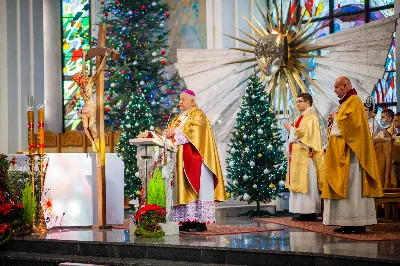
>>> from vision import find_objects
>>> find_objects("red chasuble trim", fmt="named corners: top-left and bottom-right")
top-left (288, 115), bottom-right (304, 185)
top-left (182, 142), bottom-right (219, 195)
top-left (182, 143), bottom-right (202, 194)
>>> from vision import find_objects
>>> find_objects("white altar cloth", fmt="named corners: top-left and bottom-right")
top-left (7, 153), bottom-right (124, 227)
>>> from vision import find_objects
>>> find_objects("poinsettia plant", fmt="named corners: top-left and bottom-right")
top-left (134, 204), bottom-right (166, 238)
top-left (0, 154), bottom-right (36, 245)
top-left (0, 189), bottom-right (24, 245)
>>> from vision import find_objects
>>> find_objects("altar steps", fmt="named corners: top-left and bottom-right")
top-left (2, 238), bottom-right (399, 266)
top-left (0, 252), bottom-right (233, 266)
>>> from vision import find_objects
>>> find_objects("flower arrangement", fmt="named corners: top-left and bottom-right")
top-left (0, 154), bottom-right (37, 245)
top-left (134, 204), bottom-right (166, 238)
top-left (0, 190), bottom-right (24, 245)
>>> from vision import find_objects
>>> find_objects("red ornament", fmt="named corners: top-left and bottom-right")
top-left (124, 20), bottom-right (129, 24)
top-left (116, 121), bottom-right (120, 125)
top-left (141, 21), bottom-right (145, 24)
top-left (126, 43), bottom-right (131, 48)
top-left (141, 5), bottom-right (146, 9)
top-left (160, 50), bottom-right (165, 55)
top-left (167, 89), bottom-right (171, 94)
top-left (161, 60), bottom-right (165, 65)
top-left (121, 70), bottom-right (126, 74)
top-left (104, 12), bottom-right (108, 17)
top-left (116, 1), bottom-right (120, 5)
top-left (164, 114), bottom-right (170, 119)
top-left (165, 13), bottom-right (170, 18)
top-left (106, 107), bottom-right (111, 112)
top-left (101, 1), bottom-right (104, 4)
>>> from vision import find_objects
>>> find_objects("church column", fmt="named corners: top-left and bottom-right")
top-left (0, 0), bottom-right (8, 154)
top-left (43, 0), bottom-right (62, 133)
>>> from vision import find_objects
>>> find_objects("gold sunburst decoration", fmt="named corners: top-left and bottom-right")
top-left (225, 0), bottom-right (335, 111)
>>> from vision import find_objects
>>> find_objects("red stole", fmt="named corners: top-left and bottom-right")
top-left (339, 88), bottom-right (357, 105)
top-left (288, 115), bottom-right (304, 185)
top-left (182, 143), bottom-right (218, 194)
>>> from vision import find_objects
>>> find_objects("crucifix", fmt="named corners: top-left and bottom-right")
top-left (73, 24), bottom-right (120, 228)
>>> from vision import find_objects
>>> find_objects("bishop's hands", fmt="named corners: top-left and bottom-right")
top-left (164, 128), bottom-right (175, 139)
top-left (328, 111), bottom-right (337, 124)
top-left (283, 122), bottom-right (293, 132)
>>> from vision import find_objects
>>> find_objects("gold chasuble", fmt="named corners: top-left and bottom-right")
top-left (169, 107), bottom-right (226, 205)
top-left (288, 109), bottom-right (325, 193)
top-left (322, 95), bottom-right (383, 199)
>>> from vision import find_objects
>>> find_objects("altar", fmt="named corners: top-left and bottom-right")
top-left (7, 153), bottom-right (124, 227)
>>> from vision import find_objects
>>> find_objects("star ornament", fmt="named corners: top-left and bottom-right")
top-left (225, 0), bottom-right (335, 110)
top-left (43, 197), bottom-right (53, 212)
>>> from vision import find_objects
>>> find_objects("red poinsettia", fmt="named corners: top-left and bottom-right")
top-left (135, 204), bottom-right (166, 232)
top-left (0, 223), bottom-right (10, 234)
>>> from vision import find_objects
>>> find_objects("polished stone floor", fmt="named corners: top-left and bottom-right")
top-left (21, 217), bottom-right (400, 262)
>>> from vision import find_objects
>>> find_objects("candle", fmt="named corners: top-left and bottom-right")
top-left (27, 107), bottom-right (35, 155)
top-left (37, 105), bottom-right (45, 154)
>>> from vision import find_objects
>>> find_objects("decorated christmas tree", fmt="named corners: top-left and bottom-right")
top-left (226, 69), bottom-right (287, 217)
top-left (99, 0), bottom-right (184, 130)
top-left (116, 91), bottom-right (154, 197)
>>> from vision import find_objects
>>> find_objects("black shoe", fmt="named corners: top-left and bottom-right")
top-left (333, 226), bottom-right (366, 234)
top-left (196, 223), bottom-right (207, 232)
top-left (333, 226), bottom-right (345, 233)
top-left (292, 214), bottom-right (317, 221)
top-left (179, 222), bottom-right (189, 232)
top-left (341, 226), bottom-right (366, 234)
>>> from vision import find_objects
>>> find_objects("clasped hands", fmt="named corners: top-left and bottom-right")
top-left (283, 122), bottom-right (293, 131)
top-left (163, 128), bottom-right (175, 138)
top-left (328, 111), bottom-right (337, 123)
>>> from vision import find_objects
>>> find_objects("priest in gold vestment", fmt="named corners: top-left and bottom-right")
top-left (165, 90), bottom-right (226, 232)
top-left (322, 76), bottom-right (383, 234)
top-left (284, 93), bottom-right (324, 221)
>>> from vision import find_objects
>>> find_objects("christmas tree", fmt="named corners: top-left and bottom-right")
top-left (116, 91), bottom-right (154, 197)
top-left (226, 69), bottom-right (287, 217)
top-left (99, 0), bottom-right (184, 130)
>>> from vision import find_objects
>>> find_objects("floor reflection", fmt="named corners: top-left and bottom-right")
top-left (18, 217), bottom-right (400, 262)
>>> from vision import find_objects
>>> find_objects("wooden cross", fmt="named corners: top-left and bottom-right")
top-left (85, 24), bottom-right (119, 228)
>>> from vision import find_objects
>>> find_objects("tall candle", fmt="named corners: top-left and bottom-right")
top-left (37, 105), bottom-right (45, 154)
top-left (27, 107), bottom-right (35, 155)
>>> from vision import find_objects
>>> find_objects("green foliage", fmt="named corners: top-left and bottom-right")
top-left (100, 0), bottom-right (185, 130)
top-left (116, 91), bottom-right (155, 197)
top-left (226, 69), bottom-right (287, 204)
top-left (134, 227), bottom-right (165, 238)
top-left (147, 167), bottom-right (166, 208)
top-left (0, 154), bottom-right (10, 178)
top-left (21, 182), bottom-right (36, 224)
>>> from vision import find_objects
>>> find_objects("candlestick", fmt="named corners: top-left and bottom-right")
top-left (35, 154), bottom-right (47, 233)
top-left (27, 108), bottom-right (35, 155)
top-left (37, 105), bottom-right (45, 155)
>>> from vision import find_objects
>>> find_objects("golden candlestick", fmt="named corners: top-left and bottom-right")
top-left (35, 153), bottom-right (47, 233)
top-left (35, 104), bottom-right (47, 233)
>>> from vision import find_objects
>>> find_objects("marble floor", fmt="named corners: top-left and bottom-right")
top-left (18, 217), bottom-right (400, 263)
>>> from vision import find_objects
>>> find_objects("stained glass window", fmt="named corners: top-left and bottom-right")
top-left (373, 33), bottom-right (396, 112)
top-left (300, 0), bottom-right (330, 19)
top-left (370, 0), bottom-right (394, 8)
top-left (62, 0), bottom-right (91, 131)
top-left (334, 0), bottom-right (365, 14)
top-left (334, 15), bottom-right (366, 32)
top-left (370, 8), bottom-right (395, 20)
